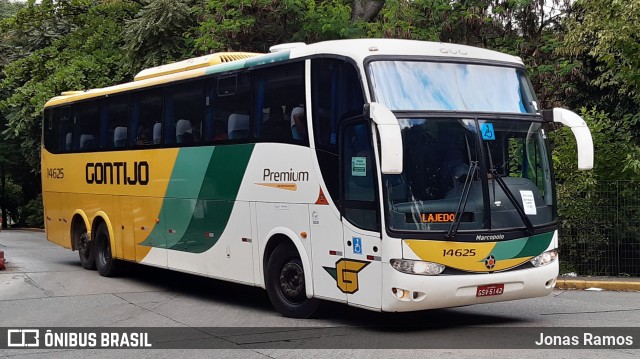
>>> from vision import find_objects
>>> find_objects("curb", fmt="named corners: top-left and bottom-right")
top-left (555, 279), bottom-right (640, 291)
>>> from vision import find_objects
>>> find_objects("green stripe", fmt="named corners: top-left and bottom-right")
top-left (489, 237), bottom-right (529, 260)
top-left (141, 144), bottom-right (255, 253)
top-left (515, 232), bottom-right (554, 257)
top-left (204, 51), bottom-right (291, 76)
top-left (244, 51), bottom-right (290, 67)
top-left (476, 231), bottom-right (554, 263)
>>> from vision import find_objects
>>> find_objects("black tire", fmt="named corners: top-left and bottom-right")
top-left (77, 224), bottom-right (95, 270)
top-left (94, 222), bottom-right (122, 277)
top-left (266, 243), bottom-right (319, 318)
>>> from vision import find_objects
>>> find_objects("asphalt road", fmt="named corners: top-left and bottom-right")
top-left (1, 229), bottom-right (639, 358)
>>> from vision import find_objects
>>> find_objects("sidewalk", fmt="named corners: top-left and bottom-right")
top-left (555, 276), bottom-right (640, 291)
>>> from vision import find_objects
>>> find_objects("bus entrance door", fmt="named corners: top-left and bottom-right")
top-left (340, 119), bottom-right (382, 310)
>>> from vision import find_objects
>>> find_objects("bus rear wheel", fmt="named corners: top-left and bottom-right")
top-left (77, 227), bottom-right (95, 270)
top-left (94, 222), bottom-right (122, 277)
top-left (266, 243), bottom-right (319, 318)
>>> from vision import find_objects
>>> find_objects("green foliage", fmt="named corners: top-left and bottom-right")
top-left (1, 176), bottom-right (22, 226)
top-left (196, 0), bottom-right (301, 52)
top-left (0, 0), bottom-right (24, 20)
top-left (365, 0), bottom-right (448, 40)
top-left (0, 0), bottom-right (138, 171)
top-left (24, 193), bottom-right (43, 228)
top-left (123, 0), bottom-right (196, 72)
top-left (299, 0), bottom-right (363, 42)
top-left (562, 0), bottom-right (640, 104)
top-left (551, 109), bottom-right (640, 273)
top-left (552, 108), bottom-right (640, 186)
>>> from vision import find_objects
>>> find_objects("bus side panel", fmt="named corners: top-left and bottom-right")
top-left (43, 191), bottom-right (70, 249)
top-left (166, 200), bottom-right (254, 284)
top-left (256, 202), bottom-right (311, 282)
top-left (134, 197), bottom-right (167, 267)
top-left (309, 203), bottom-right (347, 303)
top-left (343, 223), bottom-right (382, 310)
top-left (117, 196), bottom-right (137, 261)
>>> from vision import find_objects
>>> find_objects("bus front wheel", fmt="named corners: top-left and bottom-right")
top-left (266, 242), bottom-right (319, 318)
top-left (94, 222), bottom-right (122, 277)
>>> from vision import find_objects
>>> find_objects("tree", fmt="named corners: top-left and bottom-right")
top-left (0, 1), bottom-right (140, 226)
top-left (352, 0), bottom-right (385, 21)
top-left (195, 0), bottom-right (390, 53)
top-left (562, 0), bottom-right (640, 105)
top-left (123, 0), bottom-right (196, 72)
top-left (0, 0), bottom-right (24, 20)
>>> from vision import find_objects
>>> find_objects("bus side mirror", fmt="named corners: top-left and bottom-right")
top-left (367, 102), bottom-right (403, 174)
top-left (543, 108), bottom-right (594, 171)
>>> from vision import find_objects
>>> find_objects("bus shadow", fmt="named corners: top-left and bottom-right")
top-left (112, 262), bottom-right (529, 329)
top-left (320, 301), bottom-right (526, 329)
top-left (121, 262), bottom-right (274, 312)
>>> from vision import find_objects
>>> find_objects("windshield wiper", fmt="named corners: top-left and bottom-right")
top-left (489, 168), bottom-right (534, 235)
top-left (446, 161), bottom-right (478, 238)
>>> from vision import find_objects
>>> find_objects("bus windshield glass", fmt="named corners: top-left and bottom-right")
top-left (383, 117), bottom-right (555, 233)
top-left (368, 61), bottom-right (537, 113)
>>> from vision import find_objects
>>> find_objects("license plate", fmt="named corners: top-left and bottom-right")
top-left (476, 284), bottom-right (504, 297)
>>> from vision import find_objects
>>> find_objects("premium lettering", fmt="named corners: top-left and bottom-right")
top-left (263, 168), bottom-right (309, 182)
top-left (86, 161), bottom-right (149, 185)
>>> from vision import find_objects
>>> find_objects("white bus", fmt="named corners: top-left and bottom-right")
top-left (41, 39), bottom-right (593, 318)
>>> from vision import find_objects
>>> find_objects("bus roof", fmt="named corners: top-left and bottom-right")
top-left (287, 38), bottom-right (523, 65)
top-left (44, 39), bottom-right (523, 108)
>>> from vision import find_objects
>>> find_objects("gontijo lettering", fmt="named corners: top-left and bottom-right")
top-left (86, 161), bottom-right (149, 185)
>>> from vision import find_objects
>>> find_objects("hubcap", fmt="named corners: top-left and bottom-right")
top-left (279, 262), bottom-right (305, 302)
top-left (98, 232), bottom-right (111, 264)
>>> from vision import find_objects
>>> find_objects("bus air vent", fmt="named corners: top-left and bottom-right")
top-left (134, 52), bottom-right (262, 81)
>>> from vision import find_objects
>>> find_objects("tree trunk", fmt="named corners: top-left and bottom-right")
top-left (352, 0), bottom-right (385, 22)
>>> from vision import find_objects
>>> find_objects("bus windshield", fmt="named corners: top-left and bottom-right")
top-left (368, 61), bottom-right (537, 113)
top-left (383, 117), bottom-right (555, 233)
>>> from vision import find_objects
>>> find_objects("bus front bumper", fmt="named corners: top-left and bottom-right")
top-left (381, 260), bottom-right (558, 312)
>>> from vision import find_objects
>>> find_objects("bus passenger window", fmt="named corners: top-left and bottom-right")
top-left (79, 134), bottom-right (95, 150)
top-left (290, 106), bottom-right (307, 141)
top-left (253, 61), bottom-right (305, 143)
top-left (73, 102), bottom-right (99, 151)
top-left (114, 127), bottom-right (128, 148)
top-left (165, 80), bottom-right (204, 146)
top-left (311, 58), bottom-right (365, 154)
top-left (206, 72), bottom-right (251, 143)
top-left (212, 120), bottom-right (228, 141)
top-left (131, 88), bottom-right (162, 148)
top-left (152, 122), bottom-right (162, 144)
top-left (176, 119), bottom-right (193, 144)
top-left (104, 94), bottom-right (129, 150)
top-left (228, 114), bottom-right (249, 139)
top-left (65, 132), bottom-right (73, 151)
top-left (260, 106), bottom-right (289, 141)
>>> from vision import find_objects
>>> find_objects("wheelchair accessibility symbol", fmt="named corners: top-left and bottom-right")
top-left (481, 123), bottom-right (495, 140)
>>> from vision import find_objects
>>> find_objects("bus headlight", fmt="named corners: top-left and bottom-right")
top-left (390, 259), bottom-right (445, 275)
top-left (530, 250), bottom-right (558, 267)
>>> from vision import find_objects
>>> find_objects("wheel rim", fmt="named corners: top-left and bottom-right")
top-left (279, 261), bottom-right (305, 303)
top-left (97, 231), bottom-right (111, 265)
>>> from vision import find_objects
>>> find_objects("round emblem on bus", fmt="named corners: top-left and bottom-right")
top-left (485, 255), bottom-right (496, 270)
